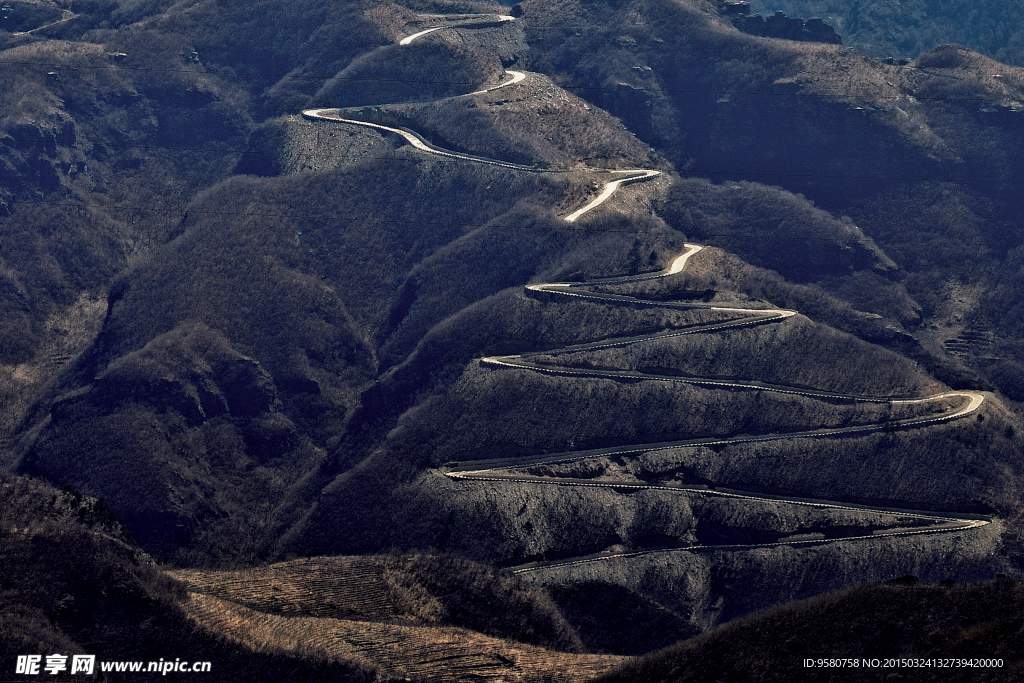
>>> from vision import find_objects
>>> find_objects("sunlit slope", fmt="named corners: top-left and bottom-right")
top-left (284, 243), bottom-right (1014, 629)
top-left (171, 554), bottom-right (581, 650)
top-left (172, 555), bottom-right (623, 682)
top-left (523, 0), bottom-right (1024, 203)
top-left (181, 594), bottom-right (622, 683)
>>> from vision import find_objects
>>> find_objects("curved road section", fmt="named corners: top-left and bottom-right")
top-left (444, 245), bottom-right (989, 571)
top-left (304, 15), bottom-right (661, 223)
top-left (400, 14), bottom-right (515, 45)
top-left (302, 102), bottom-right (660, 222)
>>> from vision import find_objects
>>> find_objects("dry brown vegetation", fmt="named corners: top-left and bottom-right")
top-left (172, 554), bottom-right (621, 682)
top-left (524, 0), bottom-right (1024, 204)
top-left (521, 0), bottom-right (1024, 399)
top-left (315, 41), bottom-right (504, 108)
top-left (182, 592), bottom-right (622, 683)
top-left (386, 71), bottom-right (658, 167)
top-left (172, 553), bottom-right (581, 651)
top-left (174, 557), bottom-right (397, 622)
top-left (16, 152), bottom-right (575, 562)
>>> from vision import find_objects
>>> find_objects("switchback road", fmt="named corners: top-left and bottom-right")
top-left (303, 16), bottom-right (989, 571)
top-left (444, 245), bottom-right (989, 571)
top-left (304, 14), bottom-right (661, 222)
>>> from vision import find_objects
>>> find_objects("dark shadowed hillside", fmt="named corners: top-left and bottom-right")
top-left (0, 471), bottom-right (386, 682)
top-left (597, 577), bottom-right (1024, 683)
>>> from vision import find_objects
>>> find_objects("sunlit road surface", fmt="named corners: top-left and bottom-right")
top-left (445, 245), bottom-right (989, 569)
top-left (564, 170), bottom-right (661, 222)
top-left (306, 14), bottom-right (660, 222)
top-left (400, 15), bottom-right (515, 45)
top-left (471, 70), bottom-right (527, 95)
top-left (303, 69), bottom-right (659, 222)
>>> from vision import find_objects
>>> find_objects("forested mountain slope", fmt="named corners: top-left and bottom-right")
top-left (524, 0), bottom-right (1024, 397)
top-left (2, 0), bottom-right (1024, 672)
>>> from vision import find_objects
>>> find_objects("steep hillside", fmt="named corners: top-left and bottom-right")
top-left (524, 0), bottom-right (1024, 402)
top-left (16, 152), bottom-right (575, 561)
top-left (284, 241), bottom-right (1014, 631)
top-left (524, 0), bottom-right (1024, 201)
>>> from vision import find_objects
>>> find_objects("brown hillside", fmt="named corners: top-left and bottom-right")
top-left (4, 0), bottom-right (1024, 667)
top-left (172, 555), bottom-right (623, 682)
top-left (182, 593), bottom-right (623, 683)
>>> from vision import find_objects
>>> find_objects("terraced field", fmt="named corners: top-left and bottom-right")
top-left (172, 556), bottom-right (395, 621)
top-left (173, 557), bottom-right (622, 682)
top-left (185, 592), bottom-right (621, 681)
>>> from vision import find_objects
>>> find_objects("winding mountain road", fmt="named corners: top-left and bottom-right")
top-left (444, 245), bottom-right (989, 571)
top-left (302, 97), bottom-right (660, 221)
top-left (302, 15), bottom-right (990, 571)
top-left (399, 14), bottom-right (515, 46)
top-left (304, 14), bottom-right (661, 222)
top-left (301, 99), bottom-right (660, 221)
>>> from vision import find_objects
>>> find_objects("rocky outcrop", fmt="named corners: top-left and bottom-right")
top-left (716, 2), bottom-right (841, 44)
top-left (0, 114), bottom-right (82, 202)
top-left (78, 323), bottom-right (283, 425)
